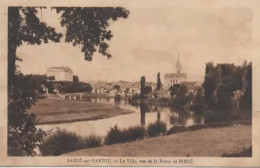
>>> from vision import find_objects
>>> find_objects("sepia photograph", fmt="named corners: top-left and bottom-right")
top-left (1, 0), bottom-right (260, 167)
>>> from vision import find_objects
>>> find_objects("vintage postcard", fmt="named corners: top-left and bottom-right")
top-left (0, 0), bottom-right (260, 167)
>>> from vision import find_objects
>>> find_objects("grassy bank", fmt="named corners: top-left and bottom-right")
top-left (28, 99), bottom-right (134, 124)
top-left (64, 125), bottom-right (251, 157)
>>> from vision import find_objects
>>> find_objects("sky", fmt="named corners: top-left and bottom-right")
top-left (17, 7), bottom-right (252, 82)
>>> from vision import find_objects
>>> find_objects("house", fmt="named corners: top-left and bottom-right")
top-left (47, 66), bottom-right (73, 82)
top-left (164, 55), bottom-right (187, 90)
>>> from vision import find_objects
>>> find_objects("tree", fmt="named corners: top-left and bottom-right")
top-left (169, 84), bottom-right (180, 97)
top-left (169, 84), bottom-right (188, 110)
top-left (144, 86), bottom-right (152, 94)
top-left (8, 7), bottom-right (129, 156)
top-left (156, 72), bottom-right (162, 90)
top-left (140, 76), bottom-right (146, 98)
top-left (8, 7), bottom-right (62, 156)
top-left (192, 87), bottom-right (204, 114)
top-left (202, 62), bottom-right (252, 117)
top-left (73, 75), bottom-right (79, 83)
top-left (54, 7), bottom-right (129, 61)
top-left (113, 84), bottom-right (120, 91)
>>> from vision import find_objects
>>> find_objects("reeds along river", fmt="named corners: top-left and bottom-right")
top-left (37, 98), bottom-right (205, 137)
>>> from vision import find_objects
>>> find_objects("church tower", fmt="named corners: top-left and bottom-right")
top-left (164, 53), bottom-right (187, 90)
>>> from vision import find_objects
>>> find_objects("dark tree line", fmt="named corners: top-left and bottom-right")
top-left (167, 61), bottom-right (252, 117)
top-left (8, 7), bottom-right (129, 156)
top-left (202, 61), bottom-right (252, 115)
top-left (55, 82), bottom-right (93, 93)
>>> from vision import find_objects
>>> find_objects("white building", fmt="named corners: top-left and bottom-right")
top-left (47, 66), bottom-right (73, 82)
top-left (164, 55), bottom-right (187, 90)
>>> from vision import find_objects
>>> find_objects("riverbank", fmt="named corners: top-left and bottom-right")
top-left (130, 97), bottom-right (174, 106)
top-left (28, 99), bottom-right (134, 125)
top-left (64, 125), bottom-right (251, 157)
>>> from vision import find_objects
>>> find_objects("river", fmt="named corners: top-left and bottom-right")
top-left (38, 98), bottom-right (204, 137)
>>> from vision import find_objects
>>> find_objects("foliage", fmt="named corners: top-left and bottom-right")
top-left (73, 75), bottom-right (79, 83)
top-left (104, 125), bottom-right (145, 145)
top-left (8, 7), bottom-right (129, 156)
top-left (140, 76), bottom-right (146, 98)
top-left (83, 134), bottom-right (102, 148)
top-left (166, 125), bottom-right (187, 135)
top-left (21, 74), bottom-right (48, 94)
top-left (191, 87), bottom-right (205, 115)
top-left (57, 81), bottom-right (93, 93)
top-left (171, 84), bottom-right (188, 110)
top-left (8, 7), bottom-right (62, 156)
top-left (47, 76), bottom-right (55, 81)
top-left (156, 72), bottom-right (162, 90)
top-left (39, 130), bottom-right (82, 156)
top-left (8, 75), bottom-right (47, 156)
top-left (104, 125), bottom-right (122, 145)
top-left (169, 84), bottom-right (180, 97)
top-left (55, 7), bottom-right (130, 61)
top-left (113, 84), bottom-right (120, 90)
top-left (240, 63), bottom-right (252, 114)
top-left (121, 126), bottom-right (145, 142)
top-left (202, 62), bottom-right (252, 116)
top-left (39, 130), bottom-right (102, 156)
top-left (147, 121), bottom-right (167, 137)
top-left (114, 94), bottom-right (121, 102)
top-left (144, 86), bottom-right (153, 95)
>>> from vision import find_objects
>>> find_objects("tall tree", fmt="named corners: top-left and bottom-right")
top-left (8, 7), bottom-right (62, 156)
top-left (156, 72), bottom-right (162, 90)
top-left (140, 76), bottom-right (146, 98)
top-left (8, 7), bottom-right (129, 156)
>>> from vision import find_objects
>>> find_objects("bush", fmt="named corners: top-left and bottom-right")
top-left (147, 121), bottom-right (167, 137)
top-left (166, 125), bottom-right (187, 135)
top-left (40, 130), bottom-right (103, 156)
top-left (121, 126), bottom-right (145, 142)
top-left (83, 134), bottom-right (102, 148)
top-left (104, 125), bottom-right (145, 145)
top-left (39, 130), bottom-right (82, 156)
top-left (104, 125), bottom-right (122, 145)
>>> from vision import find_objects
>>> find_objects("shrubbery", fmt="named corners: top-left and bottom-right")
top-left (104, 125), bottom-right (145, 145)
top-left (165, 125), bottom-right (187, 135)
top-left (121, 126), bottom-right (146, 142)
top-left (83, 134), bottom-right (102, 148)
top-left (147, 121), bottom-right (167, 137)
top-left (40, 130), bottom-right (82, 156)
top-left (40, 130), bottom-right (102, 156)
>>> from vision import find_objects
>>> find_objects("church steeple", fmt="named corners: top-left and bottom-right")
top-left (176, 53), bottom-right (182, 74)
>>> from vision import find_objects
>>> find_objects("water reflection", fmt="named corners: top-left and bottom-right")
top-left (38, 98), bottom-right (205, 137)
top-left (169, 111), bottom-right (204, 126)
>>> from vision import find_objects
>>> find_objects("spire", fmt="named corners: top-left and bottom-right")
top-left (176, 53), bottom-right (182, 73)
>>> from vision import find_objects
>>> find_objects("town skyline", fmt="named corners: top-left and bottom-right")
top-left (17, 7), bottom-right (252, 82)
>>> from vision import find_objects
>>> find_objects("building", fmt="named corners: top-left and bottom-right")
top-left (47, 66), bottom-right (73, 82)
top-left (164, 55), bottom-right (187, 90)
